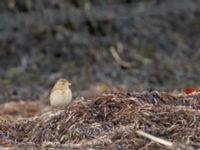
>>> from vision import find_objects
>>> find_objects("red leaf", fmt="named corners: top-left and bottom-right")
top-left (183, 87), bottom-right (196, 94)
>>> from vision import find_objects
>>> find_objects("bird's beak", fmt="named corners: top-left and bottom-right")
top-left (68, 82), bottom-right (72, 86)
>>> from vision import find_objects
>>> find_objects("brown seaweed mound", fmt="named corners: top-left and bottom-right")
top-left (0, 91), bottom-right (200, 149)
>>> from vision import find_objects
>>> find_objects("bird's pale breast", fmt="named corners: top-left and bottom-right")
top-left (49, 89), bottom-right (72, 108)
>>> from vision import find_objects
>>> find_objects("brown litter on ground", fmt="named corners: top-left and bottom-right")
top-left (0, 90), bottom-right (200, 150)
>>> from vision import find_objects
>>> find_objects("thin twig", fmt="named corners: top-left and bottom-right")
top-left (136, 130), bottom-right (173, 147)
top-left (110, 46), bottom-right (132, 69)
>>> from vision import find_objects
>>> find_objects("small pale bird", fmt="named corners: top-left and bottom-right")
top-left (49, 79), bottom-right (72, 109)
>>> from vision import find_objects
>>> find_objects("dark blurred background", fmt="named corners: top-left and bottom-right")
top-left (0, 0), bottom-right (200, 102)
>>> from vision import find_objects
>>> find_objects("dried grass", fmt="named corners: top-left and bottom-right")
top-left (0, 91), bottom-right (200, 149)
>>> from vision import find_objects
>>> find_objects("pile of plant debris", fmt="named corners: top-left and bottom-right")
top-left (0, 90), bottom-right (200, 149)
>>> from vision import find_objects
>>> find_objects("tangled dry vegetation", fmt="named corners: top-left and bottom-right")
top-left (0, 89), bottom-right (200, 150)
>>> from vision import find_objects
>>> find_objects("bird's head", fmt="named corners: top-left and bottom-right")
top-left (52, 78), bottom-right (71, 90)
